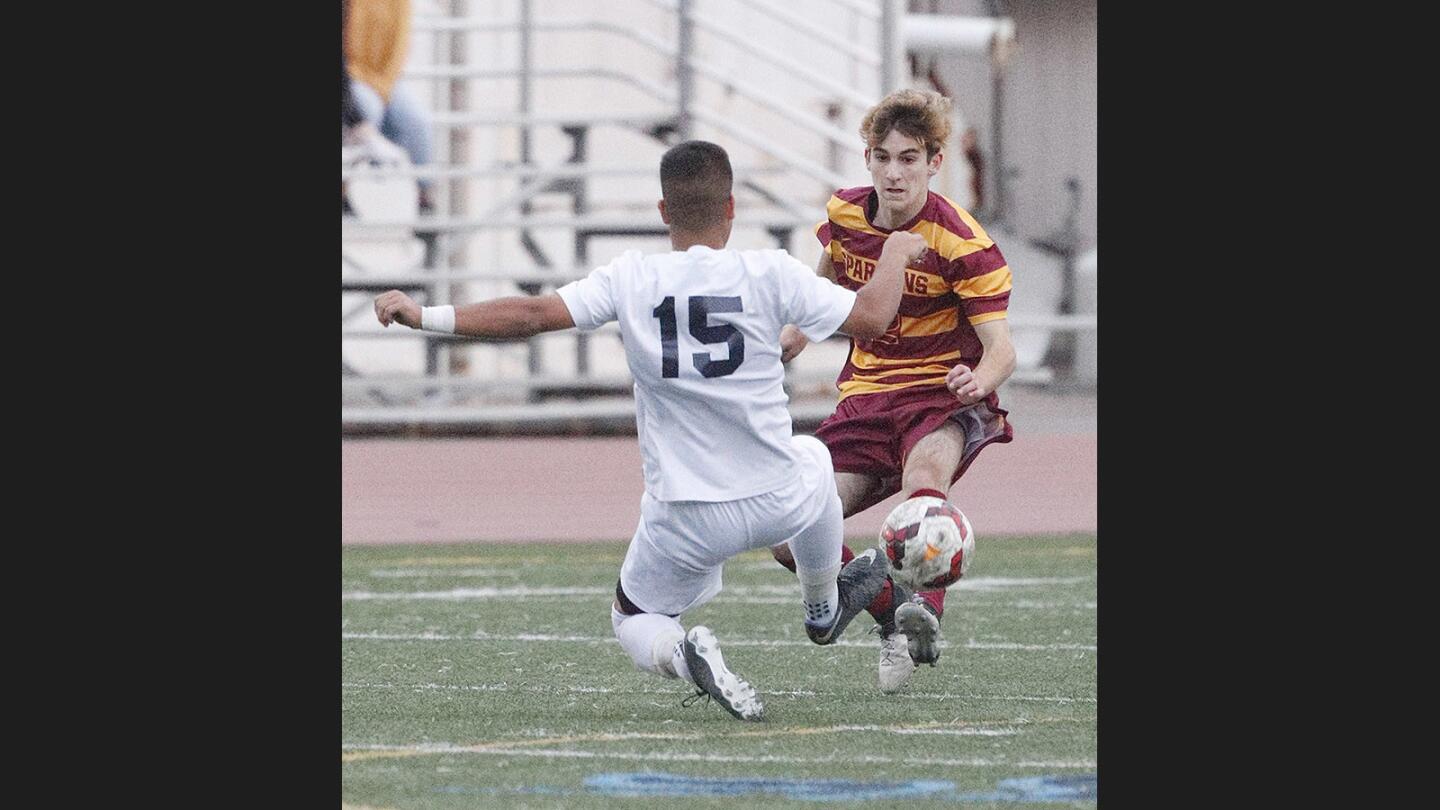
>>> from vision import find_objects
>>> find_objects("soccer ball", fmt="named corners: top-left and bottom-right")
top-left (877, 496), bottom-right (975, 591)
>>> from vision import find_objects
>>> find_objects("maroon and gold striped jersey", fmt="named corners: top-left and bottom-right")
top-left (815, 186), bottom-right (1011, 402)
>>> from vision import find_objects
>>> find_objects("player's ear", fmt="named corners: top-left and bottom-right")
top-left (928, 150), bottom-right (944, 177)
top-left (657, 199), bottom-right (669, 224)
top-left (863, 147), bottom-right (872, 165)
top-left (725, 195), bottom-right (735, 220)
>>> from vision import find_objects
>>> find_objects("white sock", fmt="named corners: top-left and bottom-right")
top-left (796, 562), bottom-right (842, 627)
top-left (780, 488), bottom-right (846, 627)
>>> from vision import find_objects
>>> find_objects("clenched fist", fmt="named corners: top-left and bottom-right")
top-left (780, 324), bottom-right (809, 362)
top-left (946, 363), bottom-right (987, 406)
top-left (374, 290), bottom-right (422, 329)
top-left (881, 230), bottom-right (929, 263)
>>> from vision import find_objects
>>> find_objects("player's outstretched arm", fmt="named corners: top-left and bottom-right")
top-left (840, 231), bottom-right (927, 340)
top-left (374, 290), bottom-right (576, 338)
top-left (946, 318), bottom-right (1016, 404)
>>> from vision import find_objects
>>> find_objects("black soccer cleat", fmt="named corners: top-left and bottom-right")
top-left (805, 548), bottom-right (890, 645)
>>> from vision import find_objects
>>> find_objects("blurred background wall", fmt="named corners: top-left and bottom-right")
top-left (341, 0), bottom-right (1097, 540)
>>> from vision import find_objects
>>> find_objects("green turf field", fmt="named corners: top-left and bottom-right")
top-left (342, 534), bottom-right (1097, 808)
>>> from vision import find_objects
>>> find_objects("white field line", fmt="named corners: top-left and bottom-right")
top-left (825, 726), bottom-right (1016, 736)
top-left (343, 586), bottom-right (608, 601)
top-left (341, 680), bottom-right (1097, 704)
top-left (343, 592), bottom-right (1097, 610)
top-left (368, 567), bottom-right (521, 578)
top-left (667, 596), bottom-right (1095, 608)
top-left (727, 558), bottom-right (1093, 572)
top-left (341, 576), bottom-right (1093, 601)
top-left (341, 742), bottom-right (1094, 769)
top-left (341, 631), bottom-right (1096, 651)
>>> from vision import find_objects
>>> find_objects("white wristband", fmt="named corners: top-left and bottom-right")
top-left (420, 305), bottom-right (456, 333)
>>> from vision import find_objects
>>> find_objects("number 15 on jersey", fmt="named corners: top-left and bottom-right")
top-left (652, 295), bottom-right (746, 379)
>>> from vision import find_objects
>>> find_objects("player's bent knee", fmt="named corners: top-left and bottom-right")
top-left (612, 608), bottom-right (686, 678)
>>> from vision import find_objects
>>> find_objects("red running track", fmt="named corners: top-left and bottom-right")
top-left (342, 434), bottom-right (1095, 545)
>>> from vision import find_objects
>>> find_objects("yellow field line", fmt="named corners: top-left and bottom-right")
top-left (343, 750), bottom-right (432, 763)
top-left (340, 718), bottom-right (1072, 763)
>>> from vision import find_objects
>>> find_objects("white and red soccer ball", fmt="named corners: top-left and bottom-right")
top-left (877, 496), bottom-right (974, 591)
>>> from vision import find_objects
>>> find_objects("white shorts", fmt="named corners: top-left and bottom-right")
top-left (618, 435), bottom-right (840, 616)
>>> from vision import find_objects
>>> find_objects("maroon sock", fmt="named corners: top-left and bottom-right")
top-left (866, 578), bottom-right (896, 622)
top-left (916, 587), bottom-right (946, 619)
top-left (909, 488), bottom-right (948, 500)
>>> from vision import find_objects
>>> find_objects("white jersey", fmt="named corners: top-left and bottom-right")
top-left (557, 245), bottom-right (857, 502)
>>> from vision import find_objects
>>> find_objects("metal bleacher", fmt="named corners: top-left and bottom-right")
top-left (341, 0), bottom-right (1089, 435)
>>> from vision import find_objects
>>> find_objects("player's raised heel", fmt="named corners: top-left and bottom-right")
top-left (896, 598), bottom-right (941, 665)
top-left (805, 549), bottom-right (890, 645)
top-left (681, 626), bottom-right (765, 721)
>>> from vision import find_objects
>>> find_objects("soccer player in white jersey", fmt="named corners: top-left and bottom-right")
top-left (375, 141), bottom-right (929, 721)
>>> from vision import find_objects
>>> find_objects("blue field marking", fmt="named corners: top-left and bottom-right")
top-left (436, 772), bottom-right (1097, 803)
top-left (586, 772), bottom-right (956, 801)
top-left (950, 774), bottom-right (1098, 803)
top-left (435, 785), bottom-right (576, 797)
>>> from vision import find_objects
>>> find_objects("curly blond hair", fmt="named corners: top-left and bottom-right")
top-left (859, 89), bottom-right (953, 158)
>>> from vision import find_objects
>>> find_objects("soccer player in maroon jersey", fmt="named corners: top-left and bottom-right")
top-left (773, 88), bottom-right (1016, 693)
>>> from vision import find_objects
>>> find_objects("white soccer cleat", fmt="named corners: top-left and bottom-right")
top-left (681, 626), bottom-right (765, 721)
top-left (878, 631), bottom-right (917, 694)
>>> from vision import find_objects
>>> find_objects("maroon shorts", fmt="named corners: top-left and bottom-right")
top-left (813, 383), bottom-right (1013, 505)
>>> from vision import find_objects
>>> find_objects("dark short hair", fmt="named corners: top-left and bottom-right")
top-left (659, 140), bottom-right (733, 231)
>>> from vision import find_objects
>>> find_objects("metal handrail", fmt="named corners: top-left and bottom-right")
top-left (826, 0), bottom-right (882, 19)
top-left (342, 309), bottom-right (1097, 333)
top-left (412, 67), bottom-right (676, 105)
top-left (414, 10), bottom-right (875, 111)
top-left (343, 270), bottom-right (592, 286)
top-left (416, 11), bottom-right (876, 111)
top-left (634, 0), bottom-right (880, 60)
top-left (342, 211), bottom-right (815, 233)
top-left (400, 11), bottom-right (875, 198)
top-left (342, 163), bottom-right (791, 181)
top-left (342, 375), bottom-right (633, 392)
top-left (429, 111), bottom-right (670, 127)
top-left (339, 371), bottom-right (853, 391)
top-left (685, 8), bottom-right (875, 110)
top-left (408, 18), bottom-right (677, 60)
top-left (690, 106), bottom-right (850, 191)
top-left (408, 29), bottom-right (863, 170)
top-left (366, 105), bottom-right (853, 195)
top-left (727, 0), bottom-right (880, 66)
top-left (685, 53), bottom-right (859, 147)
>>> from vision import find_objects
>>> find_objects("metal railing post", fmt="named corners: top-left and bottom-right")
top-left (517, 0), bottom-right (544, 379)
top-left (879, 0), bottom-right (905, 93)
top-left (519, 0), bottom-right (532, 163)
top-left (446, 0), bottom-right (470, 378)
top-left (677, 0), bottom-right (694, 140)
